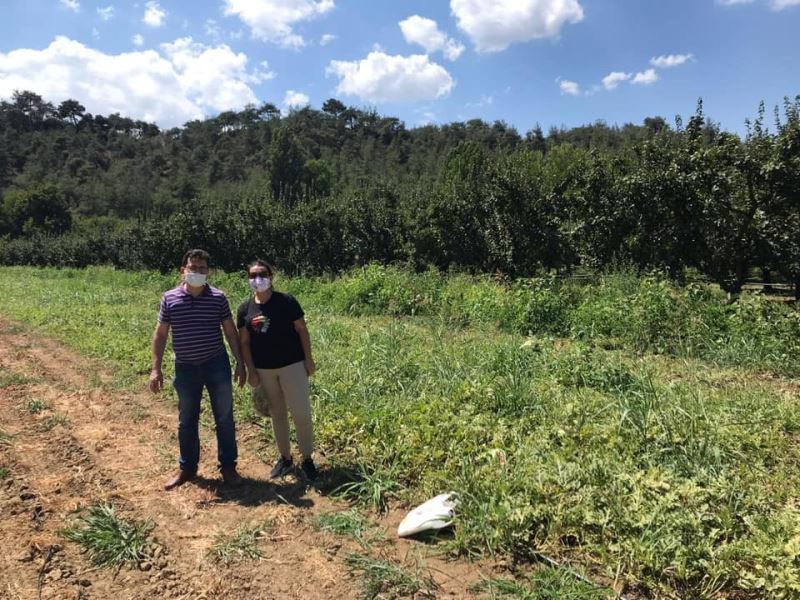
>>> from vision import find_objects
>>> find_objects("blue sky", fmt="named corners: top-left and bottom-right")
top-left (1, 0), bottom-right (798, 134)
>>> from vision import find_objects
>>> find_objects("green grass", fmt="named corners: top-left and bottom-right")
top-left (0, 466), bottom-right (10, 479)
top-left (210, 521), bottom-right (273, 565)
top-left (332, 461), bottom-right (405, 513)
top-left (344, 552), bottom-right (437, 600)
top-left (0, 370), bottom-right (36, 388)
top-left (2, 265), bottom-right (800, 598)
top-left (25, 397), bottom-right (49, 414)
top-left (312, 509), bottom-right (385, 548)
top-left (61, 504), bottom-right (154, 567)
top-left (474, 566), bottom-right (613, 600)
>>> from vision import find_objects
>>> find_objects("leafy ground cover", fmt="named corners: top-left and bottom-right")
top-left (1, 265), bottom-right (799, 598)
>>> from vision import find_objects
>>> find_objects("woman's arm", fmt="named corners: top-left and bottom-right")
top-left (293, 318), bottom-right (316, 376)
top-left (239, 326), bottom-right (261, 387)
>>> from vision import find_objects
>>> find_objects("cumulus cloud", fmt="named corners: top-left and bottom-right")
top-left (650, 53), bottom-right (694, 68)
top-left (143, 1), bottom-right (166, 28)
top-left (224, 0), bottom-right (334, 49)
top-left (450, 0), bottom-right (584, 52)
top-left (558, 79), bottom-right (581, 96)
top-left (320, 33), bottom-right (337, 46)
top-left (132, 33), bottom-right (144, 46)
top-left (59, 0), bottom-right (80, 11)
top-left (283, 90), bottom-right (310, 109)
top-left (602, 71), bottom-right (631, 90)
top-left (97, 5), bottom-right (114, 21)
top-left (631, 68), bottom-right (659, 85)
top-left (326, 51), bottom-right (454, 103)
top-left (0, 36), bottom-right (272, 127)
top-left (399, 15), bottom-right (465, 61)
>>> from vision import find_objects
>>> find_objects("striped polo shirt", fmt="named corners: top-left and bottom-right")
top-left (158, 284), bottom-right (232, 365)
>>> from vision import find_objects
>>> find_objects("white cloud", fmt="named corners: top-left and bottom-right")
top-left (162, 37), bottom-right (274, 112)
top-left (223, 0), bottom-right (334, 49)
top-left (602, 71), bottom-right (631, 90)
top-left (558, 79), bottom-right (581, 96)
top-left (59, 0), bottom-right (80, 11)
top-left (0, 36), bottom-right (272, 127)
top-left (143, 1), bottom-right (166, 28)
top-left (450, 0), bottom-right (584, 52)
top-left (717, 0), bottom-right (755, 4)
top-left (399, 15), bottom-right (465, 61)
top-left (320, 33), bottom-right (337, 46)
top-left (442, 39), bottom-right (466, 61)
top-left (132, 33), bottom-right (144, 47)
top-left (326, 51), bottom-right (454, 103)
top-left (283, 90), bottom-right (310, 109)
top-left (97, 6), bottom-right (114, 21)
top-left (650, 53), bottom-right (693, 68)
top-left (632, 68), bottom-right (659, 85)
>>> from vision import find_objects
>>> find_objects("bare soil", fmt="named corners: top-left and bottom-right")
top-left (0, 318), bottom-right (493, 600)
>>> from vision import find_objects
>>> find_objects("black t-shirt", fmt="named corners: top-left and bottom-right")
top-left (236, 292), bottom-right (305, 369)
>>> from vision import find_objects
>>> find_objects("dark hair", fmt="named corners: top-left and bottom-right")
top-left (246, 258), bottom-right (274, 277)
top-left (183, 248), bottom-right (211, 267)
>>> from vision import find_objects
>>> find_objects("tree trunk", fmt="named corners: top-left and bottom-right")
top-left (795, 272), bottom-right (800, 302)
top-left (762, 267), bottom-right (773, 293)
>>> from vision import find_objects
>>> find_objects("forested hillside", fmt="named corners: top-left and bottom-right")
top-left (1, 90), bottom-right (799, 294)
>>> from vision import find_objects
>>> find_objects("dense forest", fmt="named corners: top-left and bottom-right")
top-left (1, 90), bottom-right (798, 295)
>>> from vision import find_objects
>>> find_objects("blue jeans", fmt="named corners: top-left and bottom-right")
top-left (173, 352), bottom-right (238, 473)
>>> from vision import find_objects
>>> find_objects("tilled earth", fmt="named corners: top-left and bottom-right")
top-left (0, 319), bottom-right (491, 600)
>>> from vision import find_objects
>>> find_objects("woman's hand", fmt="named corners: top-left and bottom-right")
top-left (304, 357), bottom-right (316, 377)
top-left (248, 370), bottom-right (261, 388)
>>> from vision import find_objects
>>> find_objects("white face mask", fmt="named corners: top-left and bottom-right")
top-left (249, 276), bottom-right (272, 293)
top-left (185, 272), bottom-right (207, 287)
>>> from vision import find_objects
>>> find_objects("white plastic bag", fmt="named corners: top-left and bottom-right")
top-left (397, 492), bottom-right (457, 537)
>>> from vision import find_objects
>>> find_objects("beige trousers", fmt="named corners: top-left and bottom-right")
top-left (255, 361), bottom-right (314, 459)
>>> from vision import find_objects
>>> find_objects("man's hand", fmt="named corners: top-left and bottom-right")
top-left (248, 369), bottom-right (261, 388)
top-left (304, 358), bottom-right (316, 377)
top-left (149, 368), bottom-right (164, 393)
top-left (234, 362), bottom-right (247, 387)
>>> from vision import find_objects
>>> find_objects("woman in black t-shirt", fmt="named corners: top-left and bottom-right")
top-left (237, 259), bottom-right (318, 481)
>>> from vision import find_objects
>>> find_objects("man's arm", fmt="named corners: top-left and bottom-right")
top-left (222, 318), bottom-right (246, 387)
top-left (293, 318), bottom-right (316, 376)
top-left (150, 322), bottom-right (170, 393)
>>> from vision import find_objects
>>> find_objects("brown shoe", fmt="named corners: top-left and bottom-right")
top-left (164, 469), bottom-right (196, 491)
top-left (221, 466), bottom-right (242, 486)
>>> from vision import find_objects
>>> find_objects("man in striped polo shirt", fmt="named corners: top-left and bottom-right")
top-left (149, 249), bottom-right (246, 490)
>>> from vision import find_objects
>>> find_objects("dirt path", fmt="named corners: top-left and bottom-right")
top-left (0, 319), bottom-right (489, 600)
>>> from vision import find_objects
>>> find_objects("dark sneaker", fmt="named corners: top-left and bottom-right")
top-left (270, 456), bottom-right (294, 479)
top-left (300, 458), bottom-right (318, 481)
